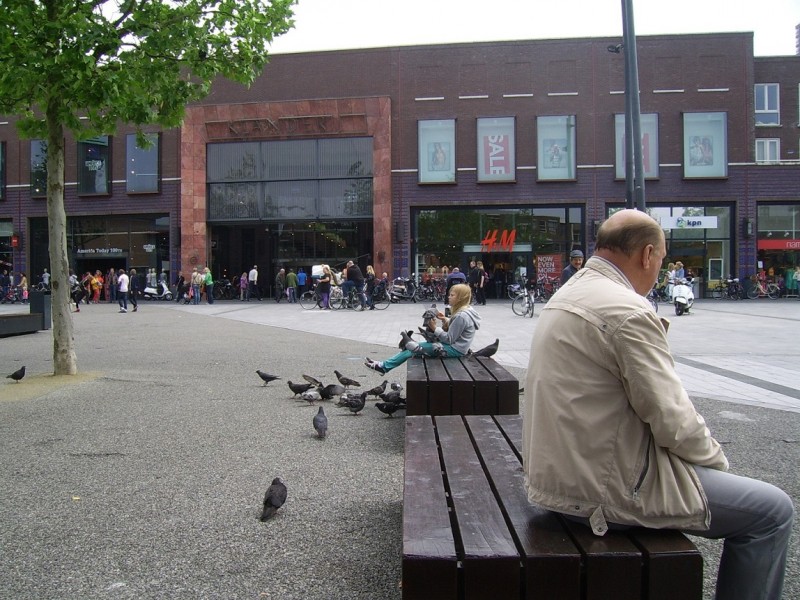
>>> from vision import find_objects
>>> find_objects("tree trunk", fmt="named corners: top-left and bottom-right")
top-left (46, 100), bottom-right (78, 375)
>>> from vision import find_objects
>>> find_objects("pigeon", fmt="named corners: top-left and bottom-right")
top-left (398, 330), bottom-right (415, 349)
top-left (335, 391), bottom-right (362, 407)
top-left (302, 373), bottom-right (323, 387)
top-left (471, 338), bottom-right (499, 358)
top-left (390, 382), bottom-right (404, 392)
top-left (334, 370), bottom-right (361, 388)
top-left (313, 406), bottom-right (328, 438)
top-left (417, 326), bottom-right (437, 343)
top-left (340, 391), bottom-right (367, 415)
top-left (6, 366), bottom-right (25, 383)
top-left (376, 401), bottom-right (406, 418)
top-left (287, 380), bottom-right (314, 397)
top-left (365, 380), bottom-right (388, 398)
top-left (319, 383), bottom-right (346, 400)
top-left (379, 389), bottom-right (403, 404)
top-left (300, 389), bottom-right (322, 404)
top-left (256, 370), bottom-right (280, 386)
top-left (259, 477), bottom-right (287, 521)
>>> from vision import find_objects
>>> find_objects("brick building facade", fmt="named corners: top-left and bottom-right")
top-left (1, 32), bottom-right (798, 296)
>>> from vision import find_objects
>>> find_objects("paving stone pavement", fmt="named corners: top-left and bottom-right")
top-left (0, 296), bottom-right (798, 598)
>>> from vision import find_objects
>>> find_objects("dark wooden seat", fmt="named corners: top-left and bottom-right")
top-left (406, 356), bottom-right (518, 416)
top-left (0, 313), bottom-right (44, 337)
top-left (402, 415), bottom-right (703, 600)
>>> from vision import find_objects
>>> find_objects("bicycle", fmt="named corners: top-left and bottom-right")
top-left (711, 277), bottom-right (743, 300)
top-left (299, 288), bottom-right (326, 310)
top-left (368, 283), bottom-right (391, 310)
top-left (747, 277), bottom-right (780, 299)
top-left (511, 289), bottom-right (535, 318)
top-left (331, 285), bottom-right (368, 310)
top-left (646, 288), bottom-right (659, 313)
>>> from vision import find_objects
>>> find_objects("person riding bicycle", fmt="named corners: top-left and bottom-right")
top-left (342, 260), bottom-right (367, 310)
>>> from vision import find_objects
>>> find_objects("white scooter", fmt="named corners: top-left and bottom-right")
top-left (672, 277), bottom-right (694, 316)
top-left (142, 280), bottom-right (174, 301)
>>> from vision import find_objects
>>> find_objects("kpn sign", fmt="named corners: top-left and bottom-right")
top-left (659, 216), bottom-right (717, 230)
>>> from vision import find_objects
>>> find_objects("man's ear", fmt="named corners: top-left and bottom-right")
top-left (640, 244), bottom-right (655, 268)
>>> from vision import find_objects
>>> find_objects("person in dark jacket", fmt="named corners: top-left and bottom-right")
top-left (560, 249), bottom-right (584, 285)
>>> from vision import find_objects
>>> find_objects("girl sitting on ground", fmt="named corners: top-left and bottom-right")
top-left (365, 283), bottom-right (481, 374)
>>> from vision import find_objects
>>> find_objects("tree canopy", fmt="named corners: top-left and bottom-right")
top-left (0, 0), bottom-right (296, 374)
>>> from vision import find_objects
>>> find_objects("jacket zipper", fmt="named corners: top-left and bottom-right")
top-left (632, 442), bottom-right (650, 500)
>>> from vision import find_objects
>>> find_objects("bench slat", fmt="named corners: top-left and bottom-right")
top-left (406, 358), bottom-right (428, 416)
top-left (441, 358), bottom-right (474, 415)
top-left (467, 357), bottom-right (519, 415)
top-left (403, 416), bottom-right (458, 599)
top-left (459, 357), bottom-right (498, 414)
top-left (436, 416), bottom-right (520, 599)
top-left (466, 415), bottom-right (582, 600)
top-left (561, 518), bottom-right (643, 600)
top-left (629, 529), bottom-right (703, 600)
top-left (426, 359), bottom-right (453, 416)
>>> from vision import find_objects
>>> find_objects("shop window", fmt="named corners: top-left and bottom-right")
top-left (614, 113), bottom-right (659, 179)
top-left (537, 115), bottom-right (576, 181)
top-left (418, 119), bottom-right (456, 184)
top-left (683, 112), bottom-right (727, 179)
top-left (77, 136), bottom-right (111, 195)
top-left (476, 117), bottom-right (515, 183)
top-left (126, 133), bottom-right (160, 193)
top-left (754, 83), bottom-right (779, 126)
top-left (30, 139), bottom-right (47, 197)
top-left (755, 139), bottom-right (780, 163)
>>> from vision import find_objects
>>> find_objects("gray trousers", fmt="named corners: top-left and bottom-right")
top-left (685, 465), bottom-right (794, 600)
top-left (563, 466), bottom-right (793, 600)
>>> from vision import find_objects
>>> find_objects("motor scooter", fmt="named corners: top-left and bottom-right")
top-left (673, 277), bottom-right (694, 316)
top-left (142, 280), bottom-right (174, 301)
top-left (389, 275), bottom-right (418, 303)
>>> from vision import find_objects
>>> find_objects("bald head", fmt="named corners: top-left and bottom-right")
top-left (595, 209), bottom-right (666, 295)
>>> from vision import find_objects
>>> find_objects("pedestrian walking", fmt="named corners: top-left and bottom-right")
top-left (117, 268), bottom-right (129, 312)
top-left (129, 268), bottom-right (139, 312)
top-left (286, 268), bottom-right (298, 303)
top-left (248, 265), bottom-right (260, 301)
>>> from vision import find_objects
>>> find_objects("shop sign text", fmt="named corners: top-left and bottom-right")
top-left (480, 229), bottom-right (516, 253)
top-left (660, 216), bottom-right (718, 230)
top-left (77, 248), bottom-right (123, 255)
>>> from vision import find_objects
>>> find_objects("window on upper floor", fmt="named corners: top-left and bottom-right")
top-left (754, 83), bottom-right (780, 126)
top-left (30, 139), bottom-right (48, 197)
top-left (755, 139), bottom-right (780, 163)
top-left (77, 136), bottom-right (111, 195)
top-left (126, 133), bottom-right (160, 193)
top-left (683, 112), bottom-right (728, 178)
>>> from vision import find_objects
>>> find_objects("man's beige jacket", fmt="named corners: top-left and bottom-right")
top-left (523, 256), bottom-right (728, 534)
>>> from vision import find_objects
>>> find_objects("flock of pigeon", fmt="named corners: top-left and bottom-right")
top-left (254, 367), bottom-right (407, 521)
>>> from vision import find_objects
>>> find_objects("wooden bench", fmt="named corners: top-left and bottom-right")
top-left (0, 313), bottom-right (44, 337)
top-left (406, 356), bottom-right (518, 416)
top-left (402, 414), bottom-right (703, 600)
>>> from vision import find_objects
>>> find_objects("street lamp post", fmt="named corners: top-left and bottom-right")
top-left (621, 0), bottom-right (646, 211)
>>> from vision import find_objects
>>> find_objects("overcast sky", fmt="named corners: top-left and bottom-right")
top-left (268, 0), bottom-right (799, 57)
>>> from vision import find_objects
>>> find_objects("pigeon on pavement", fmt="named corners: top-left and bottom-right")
top-left (390, 382), bottom-right (404, 392)
top-left (302, 373), bottom-right (323, 387)
top-left (313, 407), bottom-right (328, 438)
top-left (339, 391), bottom-right (367, 415)
top-left (260, 477), bottom-right (287, 521)
top-left (287, 380), bottom-right (314, 397)
top-left (300, 389), bottom-right (322, 404)
top-left (334, 370), bottom-right (361, 388)
top-left (365, 380), bottom-right (388, 398)
top-left (379, 389), bottom-right (404, 405)
top-left (6, 366), bottom-right (26, 382)
top-left (376, 402), bottom-right (406, 418)
top-left (319, 383), bottom-right (345, 400)
top-left (256, 370), bottom-right (280, 386)
top-left (471, 338), bottom-right (499, 358)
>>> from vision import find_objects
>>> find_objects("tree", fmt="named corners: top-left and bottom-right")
top-left (0, 0), bottom-right (295, 374)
